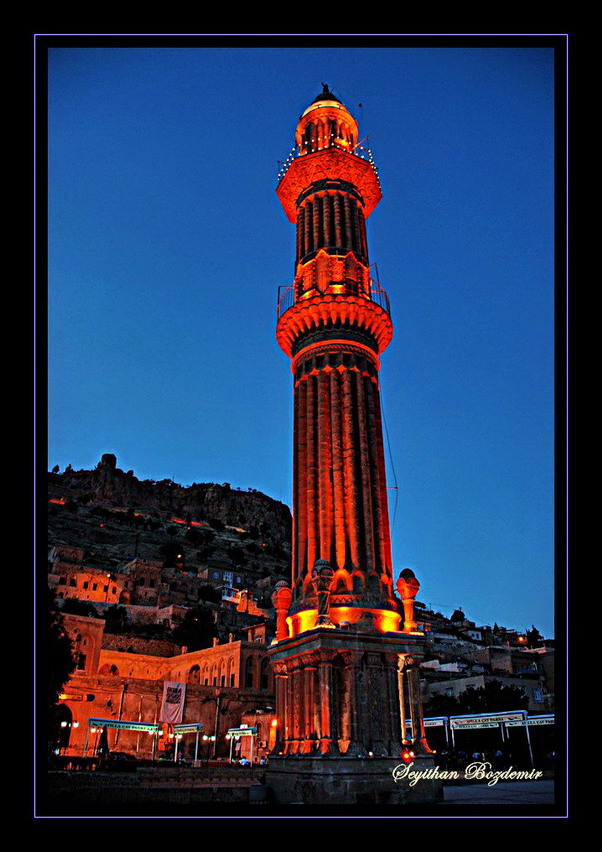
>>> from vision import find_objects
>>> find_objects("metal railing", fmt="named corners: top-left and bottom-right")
top-left (276, 279), bottom-right (390, 321)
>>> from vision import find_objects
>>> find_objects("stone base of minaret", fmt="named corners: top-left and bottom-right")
top-left (266, 753), bottom-right (441, 805)
top-left (266, 625), bottom-right (442, 805)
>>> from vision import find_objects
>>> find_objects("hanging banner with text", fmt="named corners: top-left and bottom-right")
top-left (160, 682), bottom-right (186, 724)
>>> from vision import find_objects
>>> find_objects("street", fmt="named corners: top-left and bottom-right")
top-left (441, 779), bottom-right (555, 805)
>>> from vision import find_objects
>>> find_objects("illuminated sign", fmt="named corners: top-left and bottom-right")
top-left (87, 718), bottom-right (160, 733)
top-left (450, 713), bottom-right (524, 729)
top-left (174, 723), bottom-right (205, 734)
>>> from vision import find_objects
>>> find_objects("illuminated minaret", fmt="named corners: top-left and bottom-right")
top-left (275, 83), bottom-right (397, 633)
top-left (268, 86), bottom-right (437, 805)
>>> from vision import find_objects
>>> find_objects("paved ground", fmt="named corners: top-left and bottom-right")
top-left (441, 779), bottom-right (555, 805)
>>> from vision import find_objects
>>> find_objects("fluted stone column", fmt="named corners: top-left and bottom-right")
top-left (384, 652), bottom-right (402, 755)
top-left (398, 656), bottom-right (409, 745)
top-left (317, 657), bottom-right (339, 754)
top-left (406, 659), bottom-right (432, 753)
top-left (343, 652), bottom-right (365, 756)
top-left (271, 664), bottom-right (288, 755)
top-left (303, 660), bottom-right (317, 752)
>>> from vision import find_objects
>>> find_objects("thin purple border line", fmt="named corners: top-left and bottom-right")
top-left (37, 31), bottom-right (567, 820)
top-left (565, 32), bottom-right (569, 822)
top-left (33, 32), bottom-right (37, 819)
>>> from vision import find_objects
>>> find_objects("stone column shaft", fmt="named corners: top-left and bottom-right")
top-left (318, 369), bottom-right (333, 561)
top-left (342, 368), bottom-right (361, 568)
top-left (296, 208), bottom-right (303, 260)
top-left (312, 195), bottom-right (321, 251)
top-left (272, 673), bottom-right (287, 754)
top-left (344, 660), bottom-right (364, 756)
top-left (398, 662), bottom-right (409, 745)
top-left (295, 378), bottom-right (308, 585)
top-left (385, 656), bottom-right (402, 754)
top-left (303, 665), bottom-right (316, 751)
top-left (343, 194), bottom-right (354, 250)
top-left (330, 368), bottom-right (346, 570)
top-left (323, 192), bottom-right (332, 247)
top-left (334, 193), bottom-right (343, 247)
top-left (304, 200), bottom-right (312, 254)
top-left (365, 376), bottom-right (387, 577)
top-left (306, 375), bottom-right (317, 574)
top-left (355, 369), bottom-right (376, 572)
top-left (372, 382), bottom-right (393, 577)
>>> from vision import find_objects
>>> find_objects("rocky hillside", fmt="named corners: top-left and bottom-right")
top-left (48, 454), bottom-right (292, 584)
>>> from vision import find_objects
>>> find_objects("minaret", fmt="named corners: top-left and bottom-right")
top-left (275, 83), bottom-right (397, 634)
top-left (267, 86), bottom-right (438, 805)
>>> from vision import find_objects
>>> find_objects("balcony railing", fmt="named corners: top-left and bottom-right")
top-left (276, 279), bottom-right (390, 321)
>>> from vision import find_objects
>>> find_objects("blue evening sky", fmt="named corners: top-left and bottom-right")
top-left (48, 44), bottom-right (556, 637)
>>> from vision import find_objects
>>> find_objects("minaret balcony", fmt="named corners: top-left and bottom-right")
top-left (275, 281), bottom-right (393, 358)
top-left (276, 146), bottom-right (382, 223)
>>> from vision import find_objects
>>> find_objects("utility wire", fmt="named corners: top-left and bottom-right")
top-left (379, 382), bottom-right (399, 531)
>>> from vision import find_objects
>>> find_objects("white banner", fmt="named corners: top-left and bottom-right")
top-left (160, 682), bottom-right (186, 724)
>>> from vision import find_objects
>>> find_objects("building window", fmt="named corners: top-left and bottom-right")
top-left (69, 579), bottom-right (76, 587)
top-left (58, 578), bottom-right (66, 585)
top-left (83, 581), bottom-right (89, 589)
top-left (533, 688), bottom-right (543, 703)
top-left (76, 653), bottom-right (87, 671)
top-left (92, 583), bottom-right (97, 590)
top-left (149, 578), bottom-right (155, 588)
top-left (212, 571), bottom-right (219, 579)
top-left (245, 657), bottom-right (254, 689)
top-left (112, 586), bottom-right (117, 594)
top-left (103, 585), bottom-right (108, 593)
top-left (260, 658), bottom-right (269, 690)
top-left (221, 675), bottom-right (226, 687)
top-left (230, 673), bottom-right (235, 687)
top-left (139, 578), bottom-right (145, 586)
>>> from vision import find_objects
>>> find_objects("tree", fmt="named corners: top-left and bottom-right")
top-left (228, 545), bottom-right (246, 567)
top-left (525, 625), bottom-right (544, 648)
top-left (159, 541), bottom-right (184, 568)
top-left (104, 606), bottom-right (130, 634)
top-left (422, 692), bottom-right (462, 717)
top-left (423, 680), bottom-right (529, 718)
top-left (51, 464), bottom-right (60, 474)
top-left (47, 591), bottom-right (76, 712)
top-left (197, 585), bottom-right (221, 604)
top-left (172, 605), bottom-right (218, 652)
top-left (61, 599), bottom-right (98, 618)
top-left (184, 527), bottom-right (202, 545)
